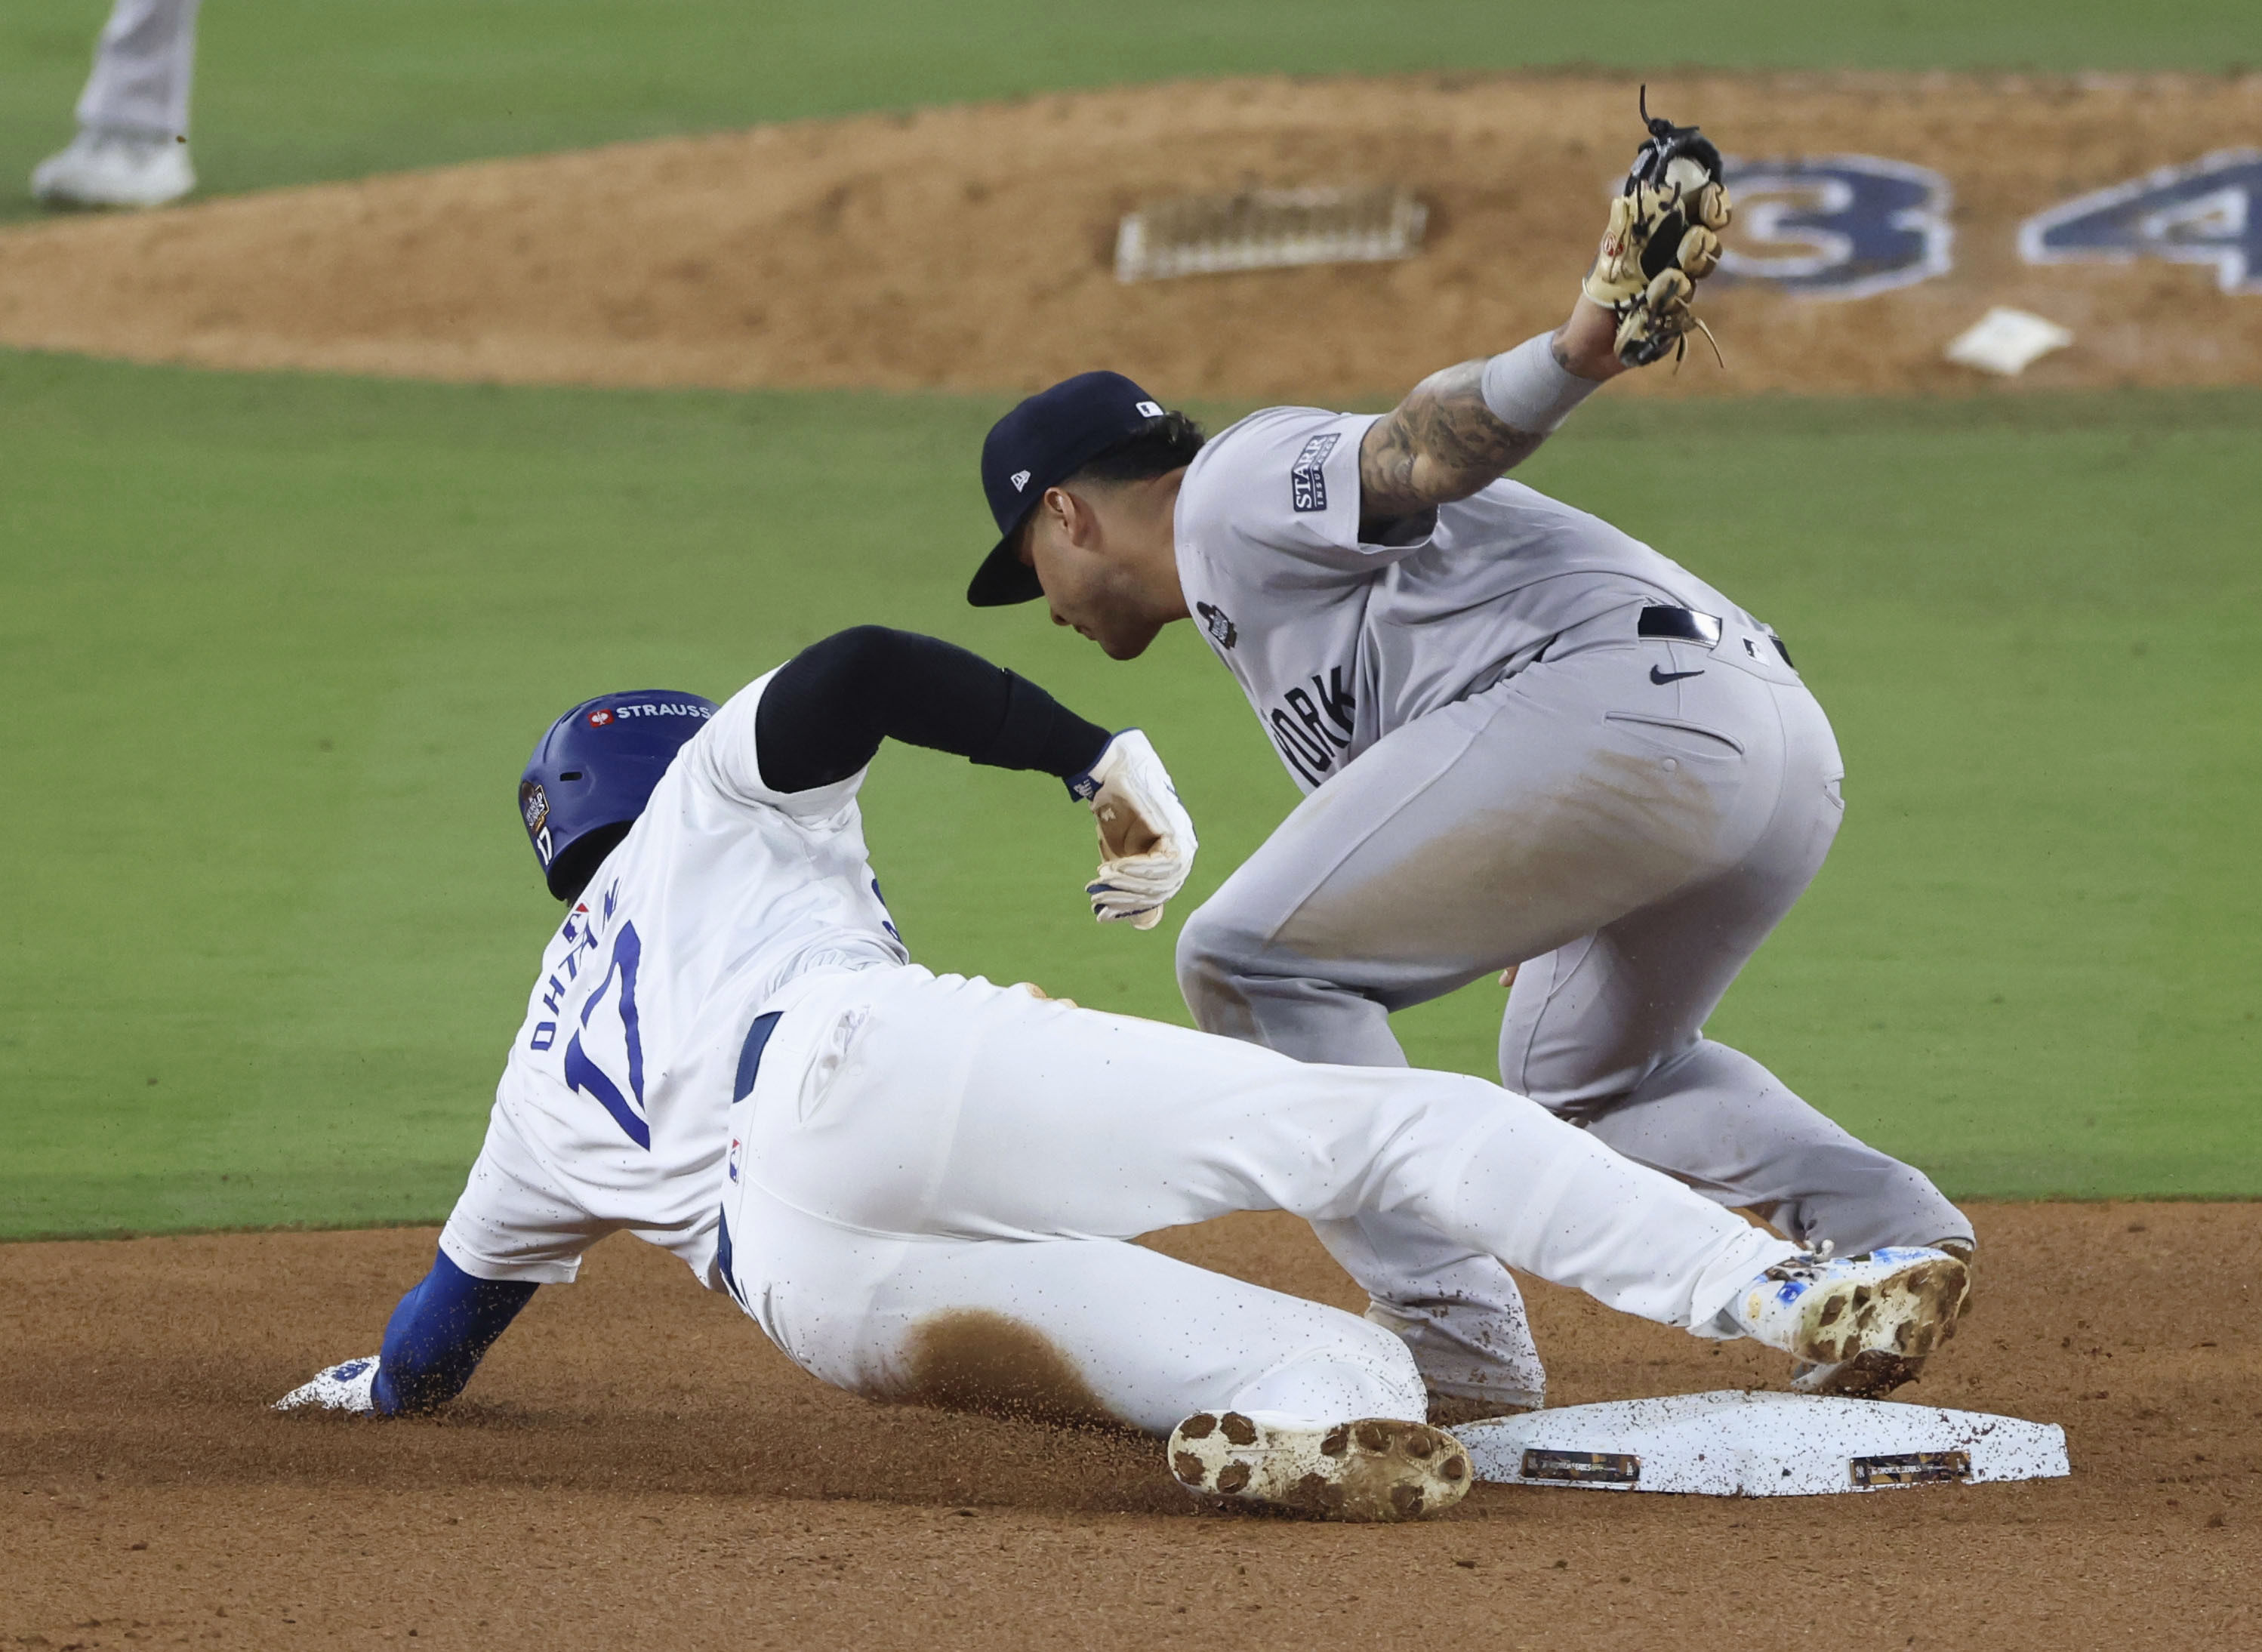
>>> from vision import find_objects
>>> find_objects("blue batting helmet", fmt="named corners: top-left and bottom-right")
top-left (519, 689), bottom-right (719, 898)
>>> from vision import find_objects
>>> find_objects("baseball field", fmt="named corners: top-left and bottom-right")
top-left (3, 2), bottom-right (2258, 1645)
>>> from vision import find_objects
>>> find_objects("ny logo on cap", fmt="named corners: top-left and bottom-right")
top-left (1011, 469), bottom-right (1033, 492)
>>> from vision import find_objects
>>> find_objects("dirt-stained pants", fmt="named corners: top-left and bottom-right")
top-left (1176, 606), bottom-right (1970, 1405)
top-left (716, 967), bottom-right (1799, 1436)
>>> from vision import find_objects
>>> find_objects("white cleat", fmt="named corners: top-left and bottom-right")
top-left (1729, 1247), bottom-right (1971, 1387)
top-left (30, 126), bottom-right (196, 209)
top-left (1792, 1240), bottom-right (1977, 1398)
top-left (1166, 1412), bottom-right (1472, 1522)
top-left (273, 1356), bottom-right (383, 1413)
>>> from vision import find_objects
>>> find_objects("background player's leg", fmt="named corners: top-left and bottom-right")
top-left (34, 0), bottom-right (202, 208)
top-left (75, 0), bottom-right (203, 139)
top-left (1499, 680), bottom-right (1972, 1253)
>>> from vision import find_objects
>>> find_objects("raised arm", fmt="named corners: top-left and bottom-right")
top-left (1358, 97), bottom-right (1732, 525)
top-left (1356, 300), bottom-right (1628, 524)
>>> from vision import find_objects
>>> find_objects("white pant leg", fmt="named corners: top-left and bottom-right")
top-left (720, 969), bottom-right (1798, 1430)
top-left (726, 1196), bottom-right (1423, 1435)
top-left (76, 0), bottom-right (202, 138)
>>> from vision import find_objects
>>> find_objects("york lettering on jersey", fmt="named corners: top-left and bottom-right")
top-left (1265, 666), bottom-right (1356, 786)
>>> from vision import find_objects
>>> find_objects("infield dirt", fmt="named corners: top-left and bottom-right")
top-left (3, 1201), bottom-right (2254, 1650)
top-left (1, 72), bottom-right (2259, 401)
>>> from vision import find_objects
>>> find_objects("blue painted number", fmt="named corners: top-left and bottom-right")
top-left (563, 922), bottom-right (650, 1149)
top-left (1717, 155), bottom-right (1952, 299)
top-left (2021, 149), bottom-right (2262, 295)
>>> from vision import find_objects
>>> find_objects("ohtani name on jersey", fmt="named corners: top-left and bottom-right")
top-left (529, 877), bottom-right (621, 1050)
top-left (1265, 667), bottom-right (1356, 786)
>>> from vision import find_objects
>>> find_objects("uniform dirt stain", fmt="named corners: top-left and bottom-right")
top-left (886, 1310), bottom-right (1126, 1429)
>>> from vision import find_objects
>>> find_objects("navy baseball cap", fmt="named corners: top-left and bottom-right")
top-left (966, 371), bottom-right (1166, 607)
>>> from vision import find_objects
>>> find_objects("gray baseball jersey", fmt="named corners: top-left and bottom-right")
top-left (1173, 405), bottom-right (1750, 790)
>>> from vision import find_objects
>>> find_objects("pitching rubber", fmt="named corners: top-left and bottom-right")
top-left (1167, 1412), bottom-right (1472, 1521)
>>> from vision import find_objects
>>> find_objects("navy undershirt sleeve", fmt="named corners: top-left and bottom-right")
top-left (753, 626), bottom-right (1111, 794)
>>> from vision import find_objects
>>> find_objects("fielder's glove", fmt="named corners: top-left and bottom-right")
top-left (1065, 729), bottom-right (1197, 930)
top-left (1584, 89), bottom-right (1732, 368)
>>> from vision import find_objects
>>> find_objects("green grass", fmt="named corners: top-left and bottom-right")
top-left (6, 0), bottom-right (2257, 221)
top-left (2, 352), bottom-right (2257, 1238)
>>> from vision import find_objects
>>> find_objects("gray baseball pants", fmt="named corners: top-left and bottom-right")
top-left (76, 0), bottom-right (202, 139)
top-left (1176, 603), bottom-right (1970, 1405)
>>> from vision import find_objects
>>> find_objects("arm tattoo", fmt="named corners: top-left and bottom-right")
top-left (1358, 345), bottom-right (1562, 523)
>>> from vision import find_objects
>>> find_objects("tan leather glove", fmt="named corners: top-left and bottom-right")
top-left (1584, 94), bottom-right (1733, 368)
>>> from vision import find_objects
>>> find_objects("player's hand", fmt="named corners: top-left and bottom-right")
top-left (1064, 729), bottom-right (1198, 930)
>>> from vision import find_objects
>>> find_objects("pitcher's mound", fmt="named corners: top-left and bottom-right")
top-left (1, 72), bottom-right (2257, 400)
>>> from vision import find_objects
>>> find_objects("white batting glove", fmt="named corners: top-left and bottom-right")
top-left (1064, 729), bottom-right (1198, 930)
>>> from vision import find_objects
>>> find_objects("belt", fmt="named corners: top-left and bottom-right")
top-left (1638, 605), bottom-right (1795, 669)
top-left (734, 1011), bottom-right (783, 1103)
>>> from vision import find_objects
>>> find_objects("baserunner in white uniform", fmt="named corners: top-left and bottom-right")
top-left (963, 104), bottom-right (1973, 1407)
top-left (277, 625), bottom-right (1971, 1521)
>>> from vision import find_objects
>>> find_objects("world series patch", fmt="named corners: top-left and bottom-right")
top-left (1290, 432), bottom-right (1339, 513)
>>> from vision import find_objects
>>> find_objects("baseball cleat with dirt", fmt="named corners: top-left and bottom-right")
top-left (1787, 1240), bottom-right (1976, 1398)
top-left (1166, 1411), bottom-right (1472, 1521)
top-left (273, 1355), bottom-right (383, 1413)
top-left (1728, 1247), bottom-right (1971, 1377)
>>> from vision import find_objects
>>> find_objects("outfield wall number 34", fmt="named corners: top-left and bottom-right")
top-left (1715, 149), bottom-right (2262, 299)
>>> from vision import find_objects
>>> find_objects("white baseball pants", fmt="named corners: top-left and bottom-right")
top-left (75, 0), bottom-right (202, 139)
top-left (717, 966), bottom-right (1797, 1435)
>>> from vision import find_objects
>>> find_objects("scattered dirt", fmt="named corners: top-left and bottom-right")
top-left (890, 1308), bottom-right (1122, 1427)
top-left (3, 1202), bottom-right (2255, 1649)
top-left (2, 73), bottom-right (2260, 402)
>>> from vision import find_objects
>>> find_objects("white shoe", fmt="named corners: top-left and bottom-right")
top-left (1791, 1238), bottom-right (1976, 1397)
top-left (273, 1356), bottom-right (383, 1413)
top-left (30, 126), bottom-right (196, 209)
top-left (1729, 1247), bottom-right (1971, 1377)
top-left (1166, 1412), bottom-right (1473, 1521)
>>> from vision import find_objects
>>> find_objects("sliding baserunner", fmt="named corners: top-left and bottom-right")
top-left (279, 627), bottom-right (1969, 1521)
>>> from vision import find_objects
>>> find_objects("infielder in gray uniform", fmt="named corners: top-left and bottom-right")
top-left (964, 106), bottom-right (1972, 1404)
